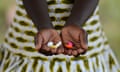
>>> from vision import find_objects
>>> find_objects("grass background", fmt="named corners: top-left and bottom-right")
top-left (0, 0), bottom-right (120, 62)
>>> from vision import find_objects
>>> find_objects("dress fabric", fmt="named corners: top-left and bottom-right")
top-left (0, 0), bottom-right (120, 72)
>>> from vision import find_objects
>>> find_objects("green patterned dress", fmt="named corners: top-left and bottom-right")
top-left (0, 0), bottom-right (120, 72)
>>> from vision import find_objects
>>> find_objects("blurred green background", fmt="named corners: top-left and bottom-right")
top-left (0, 0), bottom-right (120, 62)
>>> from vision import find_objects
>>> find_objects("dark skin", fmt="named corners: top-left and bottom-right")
top-left (23, 0), bottom-right (64, 55)
top-left (35, 29), bottom-right (64, 55)
top-left (23, 0), bottom-right (99, 56)
top-left (61, 25), bottom-right (88, 56)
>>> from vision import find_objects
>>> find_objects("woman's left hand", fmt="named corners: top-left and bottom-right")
top-left (61, 24), bottom-right (88, 56)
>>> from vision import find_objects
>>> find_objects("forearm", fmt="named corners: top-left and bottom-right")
top-left (65, 0), bottom-right (99, 27)
top-left (23, 0), bottom-right (53, 30)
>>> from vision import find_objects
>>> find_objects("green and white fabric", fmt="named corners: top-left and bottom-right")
top-left (0, 0), bottom-right (120, 72)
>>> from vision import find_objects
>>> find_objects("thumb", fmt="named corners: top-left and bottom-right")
top-left (79, 32), bottom-right (88, 50)
top-left (35, 34), bottom-right (43, 51)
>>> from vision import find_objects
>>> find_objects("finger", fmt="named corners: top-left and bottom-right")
top-left (64, 48), bottom-right (68, 55)
top-left (42, 45), bottom-right (50, 52)
top-left (53, 34), bottom-right (61, 45)
top-left (57, 45), bottom-right (64, 54)
top-left (79, 31), bottom-right (88, 50)
top-left (51, 49), bottom-right (57, 54)
top-left (67, 49), bottom-right (72, 55)
top-left (71, 50), bottom-right (78, 56)
top-left (39, 48), bottom-right (52, 56)
top-left (74, 42), bottom-right (81, 49)
top-left (81, 50), bottom-right (87, 55)
top-left (35, 34), bottom-right (43, 51)
top-left (77, 48), bottom-right (86, 55)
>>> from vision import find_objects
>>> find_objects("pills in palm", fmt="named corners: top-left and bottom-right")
top-left (65, 42), bottom-right (73, 49)
top-left (47, 42), bottom-right (53, 47)
top-left (47, 41), bottom-right (61, 49)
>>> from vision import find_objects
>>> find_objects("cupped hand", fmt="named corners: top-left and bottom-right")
top-left (61, 25), bottom-right (88, 56)
top-left (35, 29), bottom-right (64, 56)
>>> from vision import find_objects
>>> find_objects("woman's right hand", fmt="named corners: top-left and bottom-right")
top-left (35, 29), bottom-right (64, 56)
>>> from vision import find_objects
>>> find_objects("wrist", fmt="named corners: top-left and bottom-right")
top-left (38, 27), bottom-right (54, 32)
top-left (65, 21), bottom-right (83, 28)
top-left (37, 24), bottom-right (54, 31)
top-left (64, 23), bottom-right (82, 28)
top-left (38, 27), bottom-right (53, 31)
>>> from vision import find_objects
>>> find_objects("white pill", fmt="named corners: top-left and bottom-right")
top-left (47, 42), bottom-right (53, 47)
top-left (56, 41), bottom-right (62, 47)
